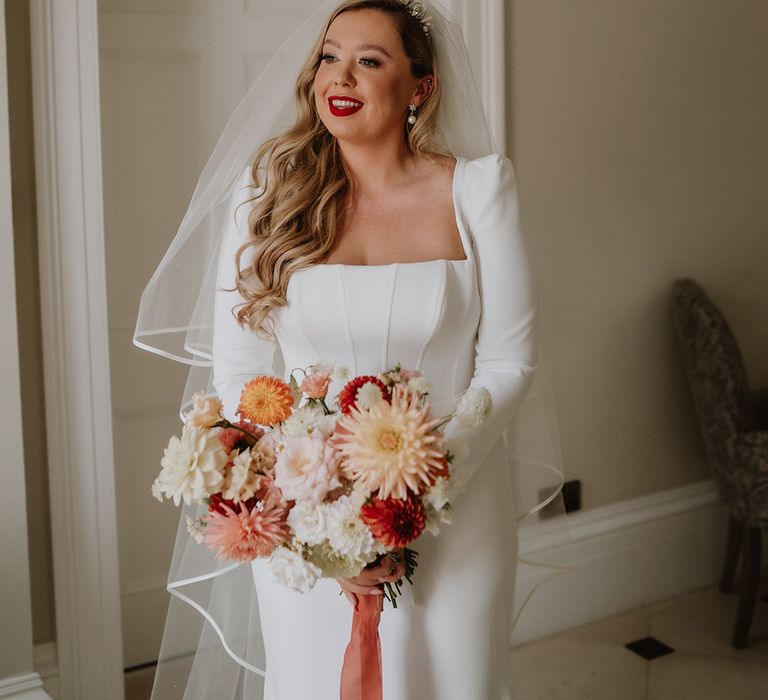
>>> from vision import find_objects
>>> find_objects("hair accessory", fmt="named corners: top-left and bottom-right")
top-left (407, 103), bottom-right (417, 125)
top-left (398, 0), bottom-right (432, 38)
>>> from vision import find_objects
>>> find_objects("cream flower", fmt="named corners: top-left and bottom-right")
top-left (456, 386), bottom-right (492, 428)
top-left (407, 375), bottom-right (431, 395)
top-left (185, 391), bottom-right (223, 428)
top-left (274, 433), bottom-right (342, 502)
top-left (324, 493), bottom-right (380, 562)
top-left (221, 447), bottom-right (271, 502)
top-left (333, 384), bottom-right (445, 500)
top-left (423, 477), bottom-right (454, 535)
top-left (185, 515), bottom-right (206, 544)
top-left (282, 405), bottom-right (336, 439)
top-left (155, 424), bottom-right (227, 506)
top-left (306, 541), bottom-right (367, 579)
top-left (356, 381), bottom-right (387, 410)
top-left (268, 547), bottom-right (323, 594)
top-left (287, 500), bottom-right (328, 545)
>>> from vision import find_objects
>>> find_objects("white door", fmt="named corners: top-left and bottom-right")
top-left (97, 0), bottom-right (322, 667)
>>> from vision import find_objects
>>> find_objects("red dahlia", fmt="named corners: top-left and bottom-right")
top-left (338, 375), bottom-right (390, 414)
top-left (208, 492), bottom-right (257, 516)
top-left (360, 493), bottom-right (426, 548)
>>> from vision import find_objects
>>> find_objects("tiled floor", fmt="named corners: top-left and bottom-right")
top-left (509, 577), bottom-right (768, 699)
top-left (124, 577), bottom-right (768, 699)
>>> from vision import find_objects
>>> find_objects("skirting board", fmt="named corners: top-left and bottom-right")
top-left (0, 673), bottom-right (51, 700)
top-left (510, 478), bottom-right (728, 645)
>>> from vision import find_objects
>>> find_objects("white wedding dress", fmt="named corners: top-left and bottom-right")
top-left (211, 153), bottom-right (537, 700)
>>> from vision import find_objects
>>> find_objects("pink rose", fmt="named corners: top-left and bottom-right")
top-left (301, 371), bottom-right (331, 399)
top-left (274, 433), bottom-right (342, 502)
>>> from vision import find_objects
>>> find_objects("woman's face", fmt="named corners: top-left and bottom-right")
top-left (314, 9), bottom-right (426, 146)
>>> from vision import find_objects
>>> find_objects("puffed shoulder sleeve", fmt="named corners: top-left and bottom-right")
top-left (443, 153), bottom-right (538, 501)
top-left (212, 167), bottom-right (278, 422)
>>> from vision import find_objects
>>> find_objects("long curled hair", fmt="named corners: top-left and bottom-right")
top-left (231, 0), bottom-right (449, 338)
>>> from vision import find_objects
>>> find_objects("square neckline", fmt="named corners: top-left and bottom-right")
top-left (313, 156), bottom-right (470, 270)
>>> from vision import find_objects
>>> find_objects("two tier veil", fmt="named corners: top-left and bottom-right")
top-left (133, 1), bottom-right (573, 697)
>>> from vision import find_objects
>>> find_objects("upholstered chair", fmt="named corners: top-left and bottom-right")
top-left (671, 278), bottom-right (768, 648)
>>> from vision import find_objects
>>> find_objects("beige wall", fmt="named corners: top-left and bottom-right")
top-left (5, 0), bottom-right (56, 645)
top-left (7, 0), bottom-right (768, 650)
top-left (508, 0), bottom-right (768, 508)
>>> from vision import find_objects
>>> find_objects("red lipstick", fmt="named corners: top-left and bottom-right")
top-left (328, 95), bottom-right (364, 117)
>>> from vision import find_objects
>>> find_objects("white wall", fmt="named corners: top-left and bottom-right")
top-left (508, 0), bottom-right (768, 509)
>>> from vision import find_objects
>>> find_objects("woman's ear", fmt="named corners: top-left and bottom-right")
top-left (411, 73), bottom-right (435, 108)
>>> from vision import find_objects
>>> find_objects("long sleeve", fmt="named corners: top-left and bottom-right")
top-left (443, 154), bottom-right (538, 501)
top-left (212, 167), bottom-right (278, 422)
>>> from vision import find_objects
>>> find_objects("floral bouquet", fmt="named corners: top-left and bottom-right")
top-left (152, 362), bottom-right (491, 601)
top-left (152, 362), bottom-right (491, 698)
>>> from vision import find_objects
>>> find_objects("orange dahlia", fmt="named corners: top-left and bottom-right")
top-left (238, 376), bottom-right (294, 425)
top-left (360, 493), bottom-right (426, 548)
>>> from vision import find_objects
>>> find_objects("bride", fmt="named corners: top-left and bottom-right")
top-left (134, 0), bottom-right (566, 698)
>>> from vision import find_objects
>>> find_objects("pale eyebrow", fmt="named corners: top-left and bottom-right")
top-left (323, 38), bottom-right (392, 59)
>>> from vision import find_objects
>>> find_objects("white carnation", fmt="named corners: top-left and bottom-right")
top-left (325, 494), bottom-right (378, 561)
top-left (155, 424), bottom-right (227, 506)
top-left (407, 375), bottom-right (431, 395)
top-left (456, 387), bottom-right (492, 428)
top-left (287, 501), bottom-right (328, 545)
top-left (268, 547), bottom-right (322, 594)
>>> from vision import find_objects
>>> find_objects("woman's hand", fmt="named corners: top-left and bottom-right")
top-left (337, 549), bottom-right (407, 608)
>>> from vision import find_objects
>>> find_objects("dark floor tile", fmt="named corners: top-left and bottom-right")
top-left (625, 635), bottom-right (675, 660)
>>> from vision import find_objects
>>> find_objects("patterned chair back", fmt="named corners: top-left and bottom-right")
top-left (671, 279), bottom-right (755, 503)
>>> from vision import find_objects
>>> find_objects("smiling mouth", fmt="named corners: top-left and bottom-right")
top-left (328, 96), bottom-right (364, 117)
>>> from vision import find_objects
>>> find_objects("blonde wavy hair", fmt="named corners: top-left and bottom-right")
top-left (230, 0), bottom-right (449, 339)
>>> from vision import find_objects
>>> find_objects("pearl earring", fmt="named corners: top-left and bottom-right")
top-left (407, 104), bottom-right (417, 125)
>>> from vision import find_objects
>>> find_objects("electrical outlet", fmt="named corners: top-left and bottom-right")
top-left (537, 479), bottom-right (581, 519)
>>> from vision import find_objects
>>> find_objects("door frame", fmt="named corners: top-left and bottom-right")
top-left (28, 0), bottom-right (506, 696)
top-left (29, 1), bottom-right (124, 698)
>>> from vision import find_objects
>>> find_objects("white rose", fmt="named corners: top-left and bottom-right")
top-left (268, 547), bottom-right (322, 594)
top-left (287, 501), bottom-right (328, 545)
top-left (456, 387), bottom-right (492, 428)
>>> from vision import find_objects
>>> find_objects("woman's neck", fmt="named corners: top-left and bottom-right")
top-left (337, 138), bottom-right (418, 195)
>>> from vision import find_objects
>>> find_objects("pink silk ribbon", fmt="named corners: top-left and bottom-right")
top-left (340, 593), bottom-right (384, 700)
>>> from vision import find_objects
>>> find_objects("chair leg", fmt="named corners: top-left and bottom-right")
top-left (732, 527), bottom-right (762, 649)
top-left (720, 515), bottom-right (743, 593)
